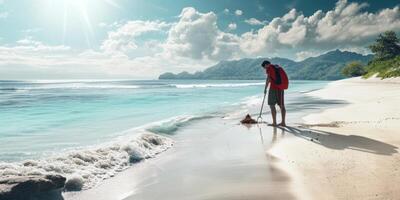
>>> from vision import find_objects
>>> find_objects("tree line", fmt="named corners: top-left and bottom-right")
top-left (342, 31), bottom-right (400, 78)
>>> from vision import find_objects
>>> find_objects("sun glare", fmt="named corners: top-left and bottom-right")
top-left (40, 0), bottom-right (120, 48)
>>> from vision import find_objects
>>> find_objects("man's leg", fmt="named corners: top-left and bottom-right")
top-left (268, 89), bottom-right (278, 126)
top-left (269, 105), bottom-right (277, 126)
top-left (278, 90), bottom-right (286, 126)
top-left (278, 104), bottom-right (286, 126)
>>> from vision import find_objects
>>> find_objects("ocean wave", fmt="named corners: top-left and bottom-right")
top-left (0, 114), bottom-right (215, 190)
top-left (240, 95), bottom-right (263, 107)
top-left (170, 82), bottom-right (264, 89)
top-left (222, 95), bottom-right (263, 120)
top-left (2, 81), bottom-right (265, 91)
top-left (299, 89), bottom-right (321, 93)
top-left (146, 115), bottom-right (214, 134)
top-left (1, 84), bottom-right (141, 90)
top-left (26, 79), bottom-right (128, 84)
top-left (0, 132), bottom-right (173, 190)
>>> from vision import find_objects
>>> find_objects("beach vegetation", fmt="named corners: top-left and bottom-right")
top-left (364, 56), bottom-right (400, 78)
top-left (342, 61), bottom-right (366, 77)
top-left (369, 31), bottom-right (400, 61)
top-left (363, 31), bottom-right (400, 78)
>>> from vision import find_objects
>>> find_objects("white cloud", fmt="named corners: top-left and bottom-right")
top-left (163, 7), bottom-right (218, 60)
top-left (227, 23), bottom-right (237, 31)
top-left (0, 37), bottom-right (71, 74)
top-left (0, 40), bottom-right (210, 79)
top-left (0, 35), bottom-right (215, 79)
top-left (100, 20), bottom-right (170, 53)
top-left (223, 8), bottom-right (229, 14)
top-left (235, 10), bottom-right (243, 16)
top-left (163, 7), bottom-right (241, 61)
top-left (295, 51), bottom-right (323, 61)
top-left (2, 0), bottom-right (400, 79)
top-left (315, 0), bottom-right (400, 43)
top-left (239, 0), bottom-right (400, 58)
top-left (244, 18), bottom-right (267, 26)
top-left (14, 37), bottom-right (70, 52)
top-left (339, 46), bottom-right (372, 55)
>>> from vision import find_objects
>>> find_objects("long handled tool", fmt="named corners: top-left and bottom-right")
top-left (256, 92), bottom-right (266, 123)
top-left (241, 80), bottom-right (268, 124)
top-left (257, 79), bottom-right (268, 123)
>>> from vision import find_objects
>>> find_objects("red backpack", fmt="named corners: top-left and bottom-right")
top-left (272, 65), bottom-right (289, 90)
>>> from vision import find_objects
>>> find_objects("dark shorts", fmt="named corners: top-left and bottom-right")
top-left (268, 89), bottom-right (284, 106)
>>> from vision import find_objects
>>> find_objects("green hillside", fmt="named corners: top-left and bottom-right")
top-left (159, 50), bottom-right (373, 80)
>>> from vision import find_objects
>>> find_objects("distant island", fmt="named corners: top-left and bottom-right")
top-left (159, 50), bottom-right (373, 80)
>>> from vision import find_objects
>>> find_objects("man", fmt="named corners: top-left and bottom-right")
top-left (261, 60), bottom-right (287, 126)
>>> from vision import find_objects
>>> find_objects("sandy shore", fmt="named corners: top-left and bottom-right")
top-left (63, 83), bottom-right (341, 200)
top-left (269, 77), bottom-right (400, 199)
top-left (64, 118), bottom-right (297, 200)
top-left (62, 77), bottom-right (400, 200)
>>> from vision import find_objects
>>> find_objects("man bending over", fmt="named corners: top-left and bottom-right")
top-left (261, 60), bottom-right (288, 126)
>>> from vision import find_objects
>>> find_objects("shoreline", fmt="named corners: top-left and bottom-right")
top-left (0, 80), bottom-right (338, 200)
top-left (269, 77), bottom-right (400, 199)
top-left (63, 87), bottom-right (338, 200)
top-left (64, 118), bottom-right (295, 200)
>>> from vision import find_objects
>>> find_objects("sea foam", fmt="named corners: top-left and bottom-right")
top-left (146, 115), bottom-right (213, 134)
top-left (0, 114), bottom-right (214, 190)
top-left (19, 83), bottom-right (141, 90)
top-left (171, 82), bottom-right (264, 89)
top-left (0, 132), bottom-right (173, 190)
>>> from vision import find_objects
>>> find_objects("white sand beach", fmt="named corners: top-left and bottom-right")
top-left (63, 77), bottom-right (400, 200)
top-left (270, 77), bottom-right (400, 199)
top-left (64, 118), bottom-right (296, 200)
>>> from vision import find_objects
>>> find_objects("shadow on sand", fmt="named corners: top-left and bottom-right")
top-left (275, 126), bottom-right (398, 156)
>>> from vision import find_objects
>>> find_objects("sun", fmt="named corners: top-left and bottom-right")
top-left (64, 0), bottom-right (87, 7)
top-left (40, 0), bottom-right (120, 48)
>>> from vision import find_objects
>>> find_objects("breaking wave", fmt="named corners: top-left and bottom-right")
top-left (170, 82), bottom-right (264, 89)
top-left (240, 95), bottom-right (263, 107)
top-left (9, 84), bottom-right (141, 90)
top-left (0, 114), bottom-right (214, 190)
top-left (1, 82), bottom-right (265, 91)
top-left (0, 132), bottom-right (172, 190)
top-left (146, 115), bottom-right (214, 134)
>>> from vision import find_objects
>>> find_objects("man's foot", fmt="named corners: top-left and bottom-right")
top-left (268, 123), bottom-right (278, 127)
top-left (278, 122), bottom-right (286, 127)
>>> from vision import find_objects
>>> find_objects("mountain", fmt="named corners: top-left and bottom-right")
top-left (159, 50), bottom-right (373, 80)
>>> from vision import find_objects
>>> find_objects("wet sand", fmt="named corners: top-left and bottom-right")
top-left (63, 84), bottom-right (344, 200)
top-left (64, 118), bottom-right (296, 200)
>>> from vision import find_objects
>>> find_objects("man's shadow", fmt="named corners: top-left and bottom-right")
top-left (276, 126), bottom-right (398, 156)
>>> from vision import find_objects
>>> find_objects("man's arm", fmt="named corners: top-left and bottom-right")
top-left (264, 77), bottom-right (270, 94)
top-left (264, 66), bottom-right (271, 94)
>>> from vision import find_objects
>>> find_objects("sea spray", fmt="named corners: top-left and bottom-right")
top-left (0, 115), bottom-right (217, 190)
top-left (146, 115), bottom-right (214, 135)
top-left (0, 133), bottom-right (173, 190)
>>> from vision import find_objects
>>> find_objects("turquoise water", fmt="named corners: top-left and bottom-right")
top-left (0, 80), bottom-right (329, 161)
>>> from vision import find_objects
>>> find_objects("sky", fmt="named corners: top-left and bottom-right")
top-left (0, 0), bottom-right (399, 79)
